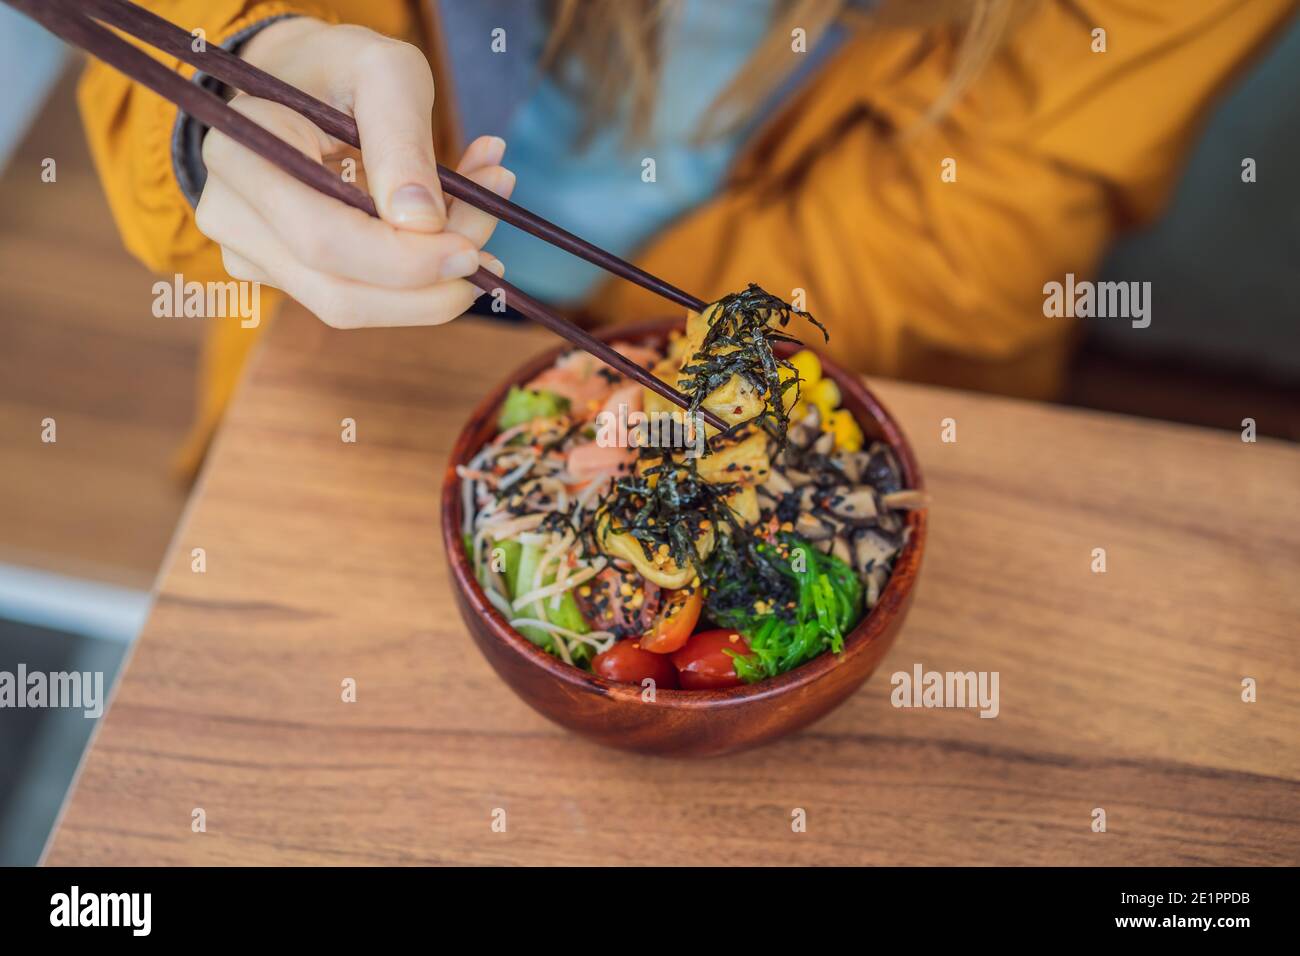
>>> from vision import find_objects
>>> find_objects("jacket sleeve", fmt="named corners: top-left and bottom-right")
top-left (592, 0), bottom-right (1298, 399)
top-left (75, 0), bottom-right (412, 478)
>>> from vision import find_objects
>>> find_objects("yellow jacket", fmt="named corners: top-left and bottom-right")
top-left (77, 0), bottom-right (1296, 467)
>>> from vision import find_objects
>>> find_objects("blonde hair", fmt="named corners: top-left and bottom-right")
top-left (541, 0), bottom-right (1032, 147)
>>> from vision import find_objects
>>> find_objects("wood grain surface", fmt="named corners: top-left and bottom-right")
top-left (0, 67), bottom-right (199, 588)
top-left (44, 303), bottom-right (1300, 866)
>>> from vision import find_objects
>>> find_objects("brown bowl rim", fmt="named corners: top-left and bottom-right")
top-left (441, 317), bottom-right (926, 711)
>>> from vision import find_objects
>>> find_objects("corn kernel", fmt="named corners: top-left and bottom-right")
top-left (827, 409), bottom-right (864, 452)
top-left (808, 377), bottom-right (841, 419)
top-left (789, 350), bottom-right (822, 387)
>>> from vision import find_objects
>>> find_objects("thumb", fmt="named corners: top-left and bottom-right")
top-left (350, 41), bottom-right (447, 231)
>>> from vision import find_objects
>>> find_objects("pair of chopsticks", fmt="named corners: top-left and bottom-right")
top-left (9, 0), bottom-right (727, 432)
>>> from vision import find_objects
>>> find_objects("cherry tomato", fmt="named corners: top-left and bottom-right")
top-left (671, 629), bottom-right (752, 690)
top-left (593, 639), bottom-right (679, 689)
top-left (638, 587), bottom-right (704, 654)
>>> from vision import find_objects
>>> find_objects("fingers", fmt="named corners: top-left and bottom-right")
top-left (203, 94), bottom-right (481, 289)
top-left (194, 23), bottom-right (512, 330)
top-left (198, 174), bottom-right (504, 329)
top-left (198, 173), bottom-right (313, 293)
top-left (446, 135), bottom-right (516, 249)
top-left (348, 39), bottom-right (447, 231)
top-left (220, 247), bottom-right (269, 284)
top-left (456, 134), bottom-right (507, 176)
top-left (306, 252), bottom-right (504, 329)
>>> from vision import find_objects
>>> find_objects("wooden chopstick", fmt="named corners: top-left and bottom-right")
top-left (14, 0), bottom-right (726, 432)
top-left (70, 0), bottom-right (708, 315)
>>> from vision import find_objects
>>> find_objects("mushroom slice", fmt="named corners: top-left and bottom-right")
top-left (827, 487), bottom-right (878, 524)
top-left (832, 451), bottom-right (863, 484)
top-left (783, 468), bottom-right (814, 487)
top-left (853, 529), bottom-right (897, 577)
top-left (763, 469), bottom-right (795, 496)
top-left (864, 445), bottom-right (903, 495)
top-left (831, 535), bottom-right (852, 566)
top-left (864, 565), bottom-right (890, 608)
top-left (882, 489), bottom-right (927, 511)
top-left (794, 512), bottom-right (833, 541)
top-left (876, 506), bottom-right (903, 535)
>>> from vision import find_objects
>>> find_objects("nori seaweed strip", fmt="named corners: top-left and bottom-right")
top-left (678, 284), bottom-right (827, 452)
top-left (580, 284), bottom-right (831, 612)
top-left (586, 446), bottom-right (743, 576)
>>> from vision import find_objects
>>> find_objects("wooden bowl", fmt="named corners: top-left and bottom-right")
top-left (441, 318), bottom-right (926, 756)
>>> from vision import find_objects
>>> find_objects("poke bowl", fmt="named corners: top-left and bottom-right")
top-left (442, 302), bottom-right (926, 757)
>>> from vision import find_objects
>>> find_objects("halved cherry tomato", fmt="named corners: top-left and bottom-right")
top-left (592, 639), bottom-right (679, 688)
top-left (671, 629), bottom-right (752, 690)
top-left (638, 587), bottom-right (704, 654)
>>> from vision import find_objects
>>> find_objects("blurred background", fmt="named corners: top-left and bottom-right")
top-left (0, 7), bottom-right (1297, 864)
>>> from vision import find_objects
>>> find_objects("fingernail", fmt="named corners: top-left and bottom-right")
top-left (439, 248), bottom-right (480, 280)
top-left (485, 256), bottom-right (506, 278)
top-left (485, 136), bottom-right (506, 163)
top-left (390, 183), bottom-right (444, 225)
top-left (493, 168), bottom-right (516, 198)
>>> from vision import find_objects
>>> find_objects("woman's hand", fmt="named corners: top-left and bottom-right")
top-left (194, 18), bottom-right (512, 329)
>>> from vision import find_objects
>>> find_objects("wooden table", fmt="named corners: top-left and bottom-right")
top-left (45, 304), bottom-right (1300, 866)
top-left (0, 69), bottom-right (199, 589)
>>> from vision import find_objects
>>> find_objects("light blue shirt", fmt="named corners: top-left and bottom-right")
top-left (436, 0), bottom-right (846, 304)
